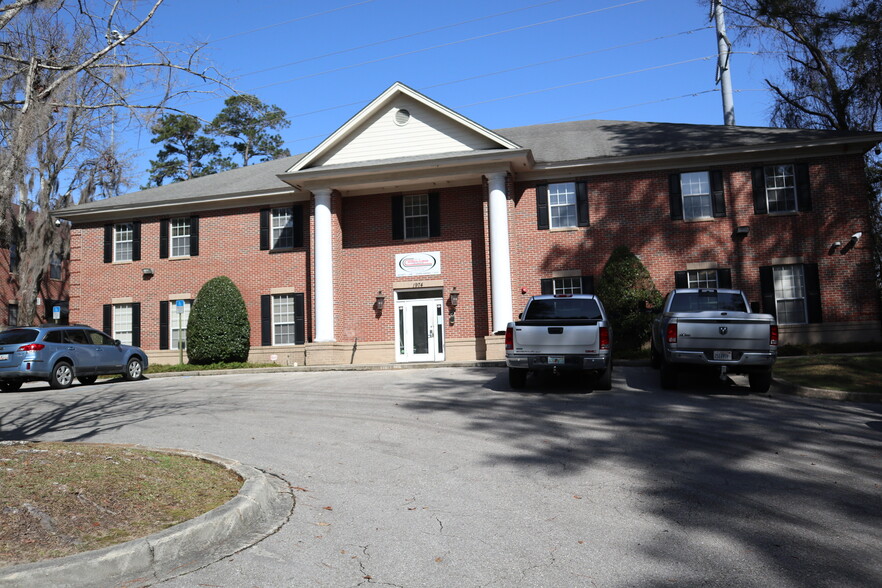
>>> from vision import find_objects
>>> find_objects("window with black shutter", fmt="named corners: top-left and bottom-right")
top-left (752, 163), bottom-right (812, 214)
top-left (536, 181), bottom-right (589, 230)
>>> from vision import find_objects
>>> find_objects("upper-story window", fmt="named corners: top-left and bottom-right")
top-left (391, 193), bottom-right (440, 240)
top-left (171, 218), bottom-right (191, 257)
top-left (536, 181), bottom-right (589, 230)
top-left (404, 194), bottom-right (430, 239)
top-left (160, 217), bottom-right (199, 258)
top-left (114, 223), bottom-right (133, 262)
top-left (260, 205), bottom-right (303, 250)
top-left (669, 171), bottom-right (725, 220)
top-left (752, 163), bottom-right (812, 214)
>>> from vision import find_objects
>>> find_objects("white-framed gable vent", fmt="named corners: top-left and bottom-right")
top-left (394, 108), bottom-right (411, 126)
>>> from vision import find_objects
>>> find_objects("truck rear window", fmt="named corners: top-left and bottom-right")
top-left (670, 292), bottom-right (748, 313)
top-left (524, 298), bottom-right (603, 320)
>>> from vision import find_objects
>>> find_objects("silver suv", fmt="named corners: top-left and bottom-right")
top-left (0, 325), bottom-right (148, 391)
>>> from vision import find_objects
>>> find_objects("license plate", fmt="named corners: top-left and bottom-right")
top-left (0, 354), bottom-right (8, 361)
top-left (713, 351), bottom-right (732, 361)
top-left (548, 356), bottom-right (565, 365)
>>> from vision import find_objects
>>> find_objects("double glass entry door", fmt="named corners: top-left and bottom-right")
top-left (396, 290), bottom-right (445, 362)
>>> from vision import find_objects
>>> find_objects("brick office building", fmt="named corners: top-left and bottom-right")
top-left (58, 83), bottom-right (882, 365)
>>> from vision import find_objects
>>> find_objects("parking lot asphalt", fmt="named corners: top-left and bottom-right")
top-left (1, 365), bottom-right (881, 587)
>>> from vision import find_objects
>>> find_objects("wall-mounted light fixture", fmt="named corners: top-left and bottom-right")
top-left (374, 290), bottom-right (385, 311)
top-left (448, 287), bottom-right (459, 326)
top-left (840, 232), bottom-right (862, 255)
top-left (449, 287), bottom-right (459, 309)
top-left (142, 267), bottom-right (154, 276)
top-left (829, 241), bottom-right (842, 255)
top-left (733, 226), bottom-right (750, 240)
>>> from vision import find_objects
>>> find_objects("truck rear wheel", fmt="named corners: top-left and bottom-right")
top-left (509, 368), bottom-right (527, 389)
top-left (594, 366), bottom-right (612, 390)
top-left (749, 370), bottom-right (772, 394)
top-left (660, 362), bottom-right (678, 390)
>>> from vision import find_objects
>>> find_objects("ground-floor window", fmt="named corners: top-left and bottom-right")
top-left (540, 276), bottom-right (594, 295)
top-left (261, 292), bottom-right (305, 346)
top-left (113, 304), bottom-right (133, 345)
top-left (773, 265), bottom-right (807, 324)
top-left (273, 294), bottom-right (298, 345)
top-left (674, 268), bottom-right (732, 290)
top-left (169, 300), bottom-right (192, 350)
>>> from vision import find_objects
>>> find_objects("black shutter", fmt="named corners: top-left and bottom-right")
top-left (674, 271), bottom-right (688, 289)
top-left (536, 185), bottom-right (549, 230)
top-left (294, 293), bottom-right (305, 345)
top-left (391, 196), bottom-right (404, 240)
top-left (540, 278), bottom-right (553, 294)
top-left (132, 221), bottom-right (141, 261)
top-left (710, 170), bottom-right (726, 218)
top-left (259, 209), bottom-right (270, 250)
top-left (291, 205), bottom-right (303, 248)
top-left (804, 263), bottom-right (822, 323)
top-left (752, 167), bottom-right (768, 214)
top-left (668, 174), bottom-right (684, 221)
top-left (190, 216), bottom-right (200, 256)
top-left (576, 182), bottom-right (589, 227)
top-left (104, 225), bottom-right (112, 263)
top-left (131, 303), bottom-right (141, 348)
top-left (103, 304), bottom-right (112, 334)
top-left (795, 163), bottom-right (812, 212)
top-left (759, 266), bottom-right (776, 317)
top-left (159, 219), bottom-right (169, 259)
top-left (159, 301), bottom-right (169, 350)
top-left (580, 275), bottom-right (595, 294)
top-left (717, 268), bottom-right (732, 289)
top-left (261, 295), bottom-right (272, 346)
top-left (429, 192), bottom-right (441, 237)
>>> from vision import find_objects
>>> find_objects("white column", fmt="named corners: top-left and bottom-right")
top-left (313, 188), bottom-right (335, 341)
top-left (487, 172), bottom-right (513, 333)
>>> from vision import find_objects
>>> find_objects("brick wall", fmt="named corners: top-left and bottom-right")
top-left (70, 151), bottom-right (881, 353)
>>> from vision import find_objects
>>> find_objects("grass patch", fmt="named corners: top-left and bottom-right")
top-left (0, 442), bottom-right (242, 567)
top-left (147, 361), bottom-right (279, 374)
top-left (775, 354), bottom-right (882, 395)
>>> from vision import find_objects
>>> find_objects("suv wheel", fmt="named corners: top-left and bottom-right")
top-left (124, 357), bottom-right (143, 381)
top-left (50, 361), bottom-right (74, 389)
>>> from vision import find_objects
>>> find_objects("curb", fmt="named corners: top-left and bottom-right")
top-left (772, 377), bottom-right (881, 404)
top-left (0, 448), bottom-right (295, 588)
top-left (142, 359), bottom-right (507, 378)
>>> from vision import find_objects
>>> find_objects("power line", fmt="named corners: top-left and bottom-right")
top-left (456, 56), bottom-right (717, 109)
top-left (245, 0), bottom-right (653, 93)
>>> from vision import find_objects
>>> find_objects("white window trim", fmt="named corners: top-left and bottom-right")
top-left (169, 299), bottom-right (191, 350)
top-left (403, 194), bottom-right (430, 240)
top-left (170, 218), bottom-right (191, 258)
top-left (686, 269), bottom-right (719, 289)
top-left (113, 303), bottom-right (133, 345)
top-left (772, 264), bottom-right (808, 325)
top-left (552, 276), bottom-right (583, 295)
top-left (547, 182), bottom-right (578, 229)
top-left (764, 164), bottom-right (798, 214)
top-left (272, 293), bottom-right (297, 346)
top-left (114, 223), bottom-right (133, 263)
top-left (680, 171), bottom-right (714, 220)
top-left (271, 207), bottom-right (294, 250)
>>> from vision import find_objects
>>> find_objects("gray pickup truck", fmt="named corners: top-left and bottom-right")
top-left (505, 294), bottom-right (613, 390)
top-left (650, 288), bottom-right (778, 392)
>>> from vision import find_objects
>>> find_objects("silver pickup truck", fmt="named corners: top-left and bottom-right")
top-left (505, 294), bottom-right (613, 390)
top-left (650, 288), bottom-right (778, 392)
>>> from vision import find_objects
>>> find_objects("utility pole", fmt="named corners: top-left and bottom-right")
top-left (713, 0), bottom-right (736, 126)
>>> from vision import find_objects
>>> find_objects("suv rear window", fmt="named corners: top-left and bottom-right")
top-left (0, 329), bottom-right (39, 345)
top-left (524, 298), bottom-right (603, 320)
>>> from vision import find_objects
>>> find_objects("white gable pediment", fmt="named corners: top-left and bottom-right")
top-left (289, 82), bottom-right (520, 172)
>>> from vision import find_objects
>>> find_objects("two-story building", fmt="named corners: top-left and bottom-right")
top-left (57, 83), bottom-right (882, 365)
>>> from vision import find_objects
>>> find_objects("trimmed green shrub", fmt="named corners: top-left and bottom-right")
top-left (186, 276), bottom-right (251, 364)
top-left (596, 246), bottom-right (663, 352)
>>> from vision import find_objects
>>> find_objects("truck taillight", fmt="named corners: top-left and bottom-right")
top-left (505, 327), bottom-right (514, 350)
top-left (666, 324), bottom-right (678, 344)
top-left (599, 327), bottom-right (610, 350)
top-left (770, 325), bottom-right (778, 346)
top-left (18, 343), bottom-right (45, 352)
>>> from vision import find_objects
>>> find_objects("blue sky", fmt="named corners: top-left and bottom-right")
top-left (125, 0), bottom-right (779, 183)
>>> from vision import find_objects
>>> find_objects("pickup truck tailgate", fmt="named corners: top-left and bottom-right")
top-left (512, 324), bottom-right (598, 354)
top-left (676, 317), bottom-right (772, 351)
